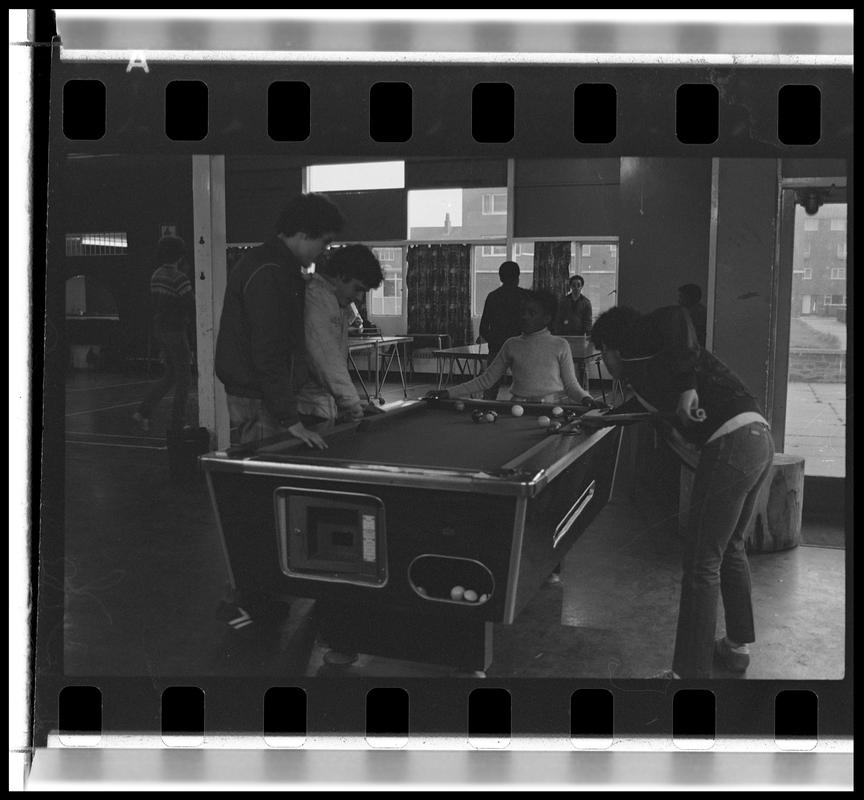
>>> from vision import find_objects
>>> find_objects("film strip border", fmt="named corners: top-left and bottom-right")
top-left (50, 56), bottom-right (853, 157)
top-left (40, 677), bottom-right (846, 747)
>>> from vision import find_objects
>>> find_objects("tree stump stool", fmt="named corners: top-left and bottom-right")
top-left (744, 454), bottom-right (805, 553)
top-left (677, 453), bottom-right (805, 553)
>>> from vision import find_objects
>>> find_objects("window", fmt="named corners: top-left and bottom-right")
top-left (802, 268), bottom-right (813, 280)
top-left (306, 161), bottom-right (405, 192)
top-left (802, 241), bottom-right (811, 258)
top-left (472, 244), bottom-right (532, 317)
top-left (803, 218), bottom-right (819, 231)
top-left (65, 232), bottom-right (127, 256)
top-left (837, 242), bottom-right (847, 259)
top-left (823, 295), bottom-right (832, 306)
top-left (830, 218), bottom-right (846, 231)
top-left (481, 245), bottom-right (507, 257)
top-left (408, 187), bottom-right (507, 240)
top-left (581, 244), bottom-right (592, 257)
top-left (830, 267), bottom-right (846, 280)
top-left (572, 241), bottom-right (618, 316)
top-left (369, 246), bottom-right (403, 316)
top-left (481, 192), bottom-right (507, 215)
top-left (513, 242), bottom-right (533, 257)
top-left (609, 244), bottom-right (617, 258)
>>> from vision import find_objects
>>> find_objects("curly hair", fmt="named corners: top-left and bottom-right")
top-left (156, 235), bottom-right (186, 264)
top-left (317, 244), bottom-right (384, 289)
top-left (524, 289), bottom-right (558, 320)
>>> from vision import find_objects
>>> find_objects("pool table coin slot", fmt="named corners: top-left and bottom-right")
top-left (273, 486), bottom-right (388, 588)
top-left (552, 480), bottom-right (596, 548)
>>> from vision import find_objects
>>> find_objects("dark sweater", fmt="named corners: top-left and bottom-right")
top-left (215, 237), bottom-right (309, 425)
top-left (479, 284), bottom-right (530, 354)
top-left (617, 306), bottom-right (762, 446)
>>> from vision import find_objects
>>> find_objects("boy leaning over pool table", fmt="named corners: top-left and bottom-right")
top-left (426, 290), bottom-right (599, 408)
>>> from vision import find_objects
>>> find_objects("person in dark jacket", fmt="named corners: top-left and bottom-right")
top-left (133, 236), bottom-right (195, 433)
top-left (589, 305), bottom-right (774, 679)
top-left (678, 283), bottom-right (708, 349)
top-left (478, 260), bottom-right (530, 400)
top-left (215, 193), bottom-right (345, 448)
top-left (553, 274), bottom-right (593, 336)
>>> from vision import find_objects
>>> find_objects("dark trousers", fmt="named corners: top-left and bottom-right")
top-left (672, 422), bottom-right (774, 678)
top-left (138, 326), bottom-right (191, 429)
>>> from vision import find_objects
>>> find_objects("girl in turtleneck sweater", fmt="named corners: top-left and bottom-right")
top-left (436, 290), bottom-right (593, 405)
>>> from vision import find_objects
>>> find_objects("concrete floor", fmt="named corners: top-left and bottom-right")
top-left (59, 370), bottom-right (847, 681)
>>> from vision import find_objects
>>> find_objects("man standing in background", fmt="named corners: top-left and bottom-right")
top-left (478, 260), bottom-right (530, 400)
top-left (553, 274), bottom-right (593, 336)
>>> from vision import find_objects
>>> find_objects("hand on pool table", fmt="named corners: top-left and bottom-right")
top-left (286, 421), bottom-right (328, 450)
top-left (424, 390), bottom-right (450, 401)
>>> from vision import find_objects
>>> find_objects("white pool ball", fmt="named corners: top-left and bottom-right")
top-left (511, 404), bottom-right (524, 417)
top-left (463, 589), bottom-right (478, 602)
top-left (551, 406), bottom-right (564, 417)
top-left (450, 585), bottom-right (465, 601)
top-left (537, 415), bottom-right (551, 428)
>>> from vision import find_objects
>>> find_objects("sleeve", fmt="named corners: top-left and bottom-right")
top-left (559, 345), bottom-right (590, 402)
top-left (305, 284), bottom-right (363, 414)
top-left (243, 264), bottom-right (301, 424)
top-left (652, 307), bottom-right (700, 395)
top-left (448, 345), bottom-right (511, 398)
top-left (581, 297), bottom-right (593, 333)
top-left (478, 293), bottom-right (495, 342)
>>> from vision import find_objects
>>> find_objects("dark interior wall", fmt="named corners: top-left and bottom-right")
top-left (514, 159), bottom-right (620, 238)
top-left (617, 158), bottom-right (712, 311)
top-left (225, 156), bottom-right (303, 243)
top-left (59, 155), bottom-right (194, 358)
top-left (713, 159), bottom-right (779, 414)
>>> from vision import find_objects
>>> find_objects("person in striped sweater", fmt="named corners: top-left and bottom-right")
top-left (133, 236), bottom-right (195, 433)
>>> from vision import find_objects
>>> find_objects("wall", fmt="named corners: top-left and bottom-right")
top-left (617, 158), bottom-right (712, 311)
top-left (712, 159), bottom-right (779, 413)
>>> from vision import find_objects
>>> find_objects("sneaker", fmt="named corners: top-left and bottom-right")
top-left (651, 669), bottom-right (681, 679)
top-left (714, 638), bottom-right (751, 673)
top-left (132, 412), bottom-right (150, 432)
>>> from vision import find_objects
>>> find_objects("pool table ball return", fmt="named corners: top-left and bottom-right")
top-left (202, 398), bottom-right (623, 675)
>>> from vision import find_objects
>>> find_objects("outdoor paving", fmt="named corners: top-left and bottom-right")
top-left (799, 315), bottom-right (847, 349)
top-left (784, 381), bottom-right (846, 478)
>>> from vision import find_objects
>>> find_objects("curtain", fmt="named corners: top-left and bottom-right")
top-left (533, 240), bottom-right (571, 298)
top-left (406, 244), bottom-right (473, 346)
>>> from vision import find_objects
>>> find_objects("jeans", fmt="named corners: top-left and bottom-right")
top-left (138, 325), bottom-right (191, 429)
top-left (672, 421), bottom-right (774, 678)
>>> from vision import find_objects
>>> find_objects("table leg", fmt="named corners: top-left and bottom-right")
top-left (349, 351), bottom-right (373, 404)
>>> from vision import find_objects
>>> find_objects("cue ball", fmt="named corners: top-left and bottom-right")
top-left (537, 415), bottom-right (551, 428)
top-left (511, 405), bottom-right (524, 417)
top-left (463, 589), bottom-right (478, 602)
top-left (450, 585), bottom-right (465, 601)
top-left (551, 406), bottom-right (564, 417)
top-left (454, 401), bottom-right (465, 412)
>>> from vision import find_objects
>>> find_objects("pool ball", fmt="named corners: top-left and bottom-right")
top-left (537, 416), bottom-right (551, 428)
top-left (484, 412), bottom-right (497, 423)
top-left (454, 401), bottom-right (465, 412)
top-left (551, 406), bottom-right (564, 418)
top-left (478, 593), bottom-right (489, 604)
top-left (549, 421), bottom-right (563, 432)
top-left (463, 589), bottom-right (478, 602)
top-left (511, 404), bottom-right (524, 417)
top-left (450, 585), bottom-right (465, 601)
top-left (471, 409), bottom-right (485, 424)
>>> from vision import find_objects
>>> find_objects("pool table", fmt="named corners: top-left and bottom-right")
top-left (202, 398), bottom-right (622, 673)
